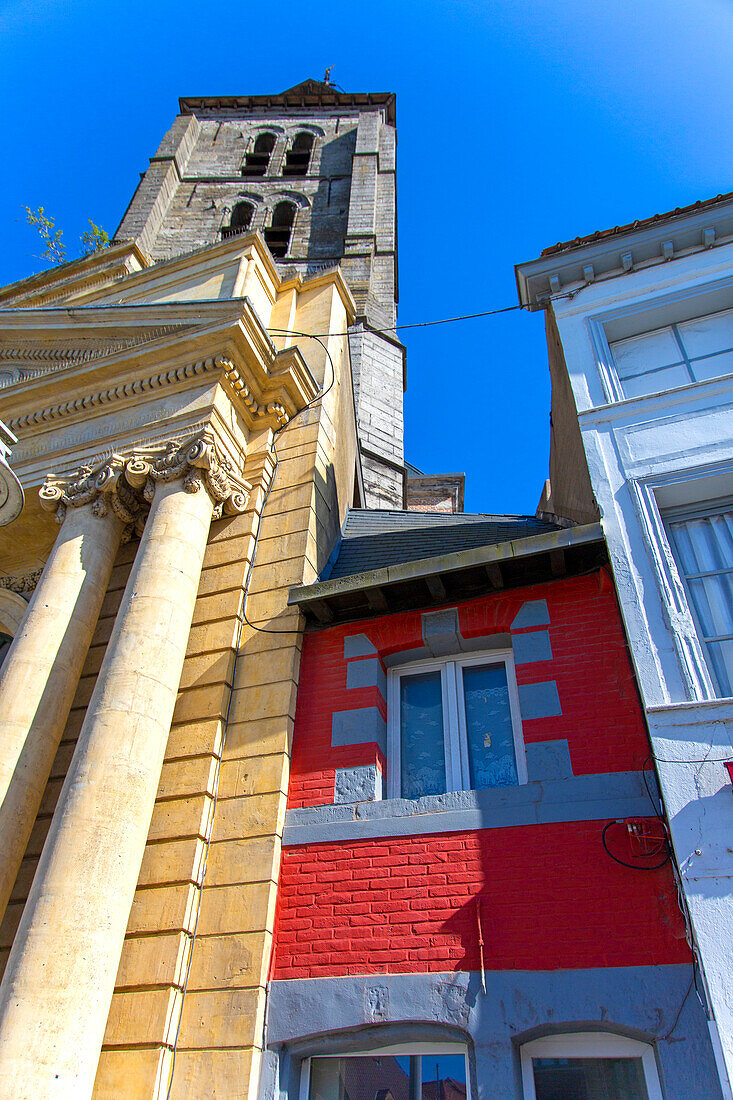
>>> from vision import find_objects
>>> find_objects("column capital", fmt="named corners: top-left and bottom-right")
top-left (39, 454), bottom-right (145, 532)
top-left (144, 430), bottom-right (251, 518)
top-left (39, 431), bottom-right (251, 530)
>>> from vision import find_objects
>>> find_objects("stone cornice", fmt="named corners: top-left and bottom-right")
top-left (7, 355), bottom-right (224, 432)
top-left (0, 242), bottom-right (149, 309)
top-left (6, 341), bottom-right (317, 437)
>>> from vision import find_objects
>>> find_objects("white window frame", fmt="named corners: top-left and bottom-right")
top-left (386, 649), bottom-right (526, 801)
top-left (663, 496), bottom-right (733, 698)
top-left (520, 1032), bottom-right (662, 1100)
top-left (587, 273), bottom-right (733, 407)
top-left (299, 1042), bottom-right (470, 1100)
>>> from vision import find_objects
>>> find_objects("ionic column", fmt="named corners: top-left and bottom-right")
top-left (0, 456), bottom-right (143, 920)
top-left (0, 433), bottom-right (248, 1100)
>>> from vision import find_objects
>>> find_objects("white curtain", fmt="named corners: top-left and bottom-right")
top-left (668, 509), bottom-right (733, 697)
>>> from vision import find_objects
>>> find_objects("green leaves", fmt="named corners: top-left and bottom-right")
top-left (24, 205), bottom-right (66, 265)
top-left (24, 207), bottom-right (109, 267)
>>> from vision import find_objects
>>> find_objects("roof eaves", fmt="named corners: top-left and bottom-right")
top-left (289, 522), bottom-right (604, 609)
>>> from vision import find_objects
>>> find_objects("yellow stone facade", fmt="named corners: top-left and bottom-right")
top-left (0, 232), bottom-right (359, 1097)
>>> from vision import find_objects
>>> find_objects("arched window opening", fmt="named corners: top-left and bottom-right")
top-left (0, 632), bottom-right (12, 670)
top-left (242, 132), bottom-right (276, 177)
top-left (222, 201), bottom-right (255, 239)
top-left (283, 132), bottom-right (315, 177)
top-left (520, 1033), bottom-right (663, 1100)
top-left (265, 202), bottom-right (296, 259)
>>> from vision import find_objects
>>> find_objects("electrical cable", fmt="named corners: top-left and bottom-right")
top-left (266, 292), bottom-right (576, 341)
top-left (165, 330), bottom-right (337, 1097)
top-left (600, 820), bottom-right (671, 871)
top-left (240, 330), bottom-right (338, 636)
top-left (661, 971), bottom-right (695, 1041)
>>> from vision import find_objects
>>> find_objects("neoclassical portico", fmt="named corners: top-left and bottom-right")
top-left (0, 431), bottom-right (250, 1096)
top-left (0, 232), bottom-right (355, 1098)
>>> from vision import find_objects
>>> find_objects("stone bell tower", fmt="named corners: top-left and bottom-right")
top-left (115, 78), bottom-right (405, 509)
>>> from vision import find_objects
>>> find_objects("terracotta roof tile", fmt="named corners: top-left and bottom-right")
top-left (541, 190), bottom-right (733, 257)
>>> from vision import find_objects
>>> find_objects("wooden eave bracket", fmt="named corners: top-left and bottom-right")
top-left (288, 523), bottom-right (606, 621)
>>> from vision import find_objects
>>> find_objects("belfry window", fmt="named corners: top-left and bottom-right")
top-left (282, 132), bottom-right (314, 177)
top-left (264, 202), bottom-right (296, 259)
top-left (242, 133), bottom-right (276, 177)
top-left (222, 201), bottom-right (254, 238)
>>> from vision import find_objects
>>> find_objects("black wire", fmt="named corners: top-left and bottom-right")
top-left (240, 329), bottom-right (338, 636)
top-left (642, 755), bottom-right (664, 816)
top-left (661, 970), bottom-right (695, 1041)
top-left (601, 820), bottom-right (671, 871)
top-left (165, 330), bottom-right (338, 1094)
top-left (267, 301), bottom-right (547, 340)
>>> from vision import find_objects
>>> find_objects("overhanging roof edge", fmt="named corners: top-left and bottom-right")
top-left (288, 522), bottom-right (605, 608)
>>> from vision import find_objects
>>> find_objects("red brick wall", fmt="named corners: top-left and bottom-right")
top-left (289, 570), bottom-right (649, 808)
top-left (272, 820), bottom-right (689, 979)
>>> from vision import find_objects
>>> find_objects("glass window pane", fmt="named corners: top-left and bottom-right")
top-left (532, 1056), bottom-right (649, 1100)
top-left (400, 671), bottom-right (447, 799)
top-left (707, 640), bottom-right (733, 698)
top-left (420, 1054), bottom-right (467, 1100)
top-left (678, 310), bottom-right (733, 358)
top-left (690, 348), bottom-right (733, 382)
top-left (688, 576), bottom-right (733, 638)
top-left (309, 1056), bottom-right (412, 1100)
top-left (669, 511), bottom-right (733, 697)
top-left (462, 663), bottom-right (518, 789)
top-left (611, 328), bottom-right (682, 379)
top-left (620, 363), bottom-right (689, 398)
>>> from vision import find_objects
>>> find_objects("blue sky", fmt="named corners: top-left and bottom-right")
top-left (2, 0), bottom-right (732, 513)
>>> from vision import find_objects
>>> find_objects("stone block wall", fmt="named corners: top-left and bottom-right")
top-left (115, 94), bottom-right (404, 509)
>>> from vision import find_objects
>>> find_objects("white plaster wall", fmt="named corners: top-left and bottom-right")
top-left (550, 242), bottom-right (733, 1094)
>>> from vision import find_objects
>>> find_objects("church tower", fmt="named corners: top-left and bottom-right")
top-left (116, 79), bottom-right (405, 509)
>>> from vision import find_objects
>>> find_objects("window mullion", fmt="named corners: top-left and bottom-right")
top-left (454, 660), bottom-right (471, 791)
top-left (442, 662), bottom-right (463, 792)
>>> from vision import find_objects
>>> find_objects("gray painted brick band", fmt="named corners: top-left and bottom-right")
top-left (421, 607), bottom-right (461, 656)
top-left (518, 680), bottom-right (562, 720)
top-left (346, 657), bottom-right (387, 697)
top-left (283, 770), bottom-right (650, 845)
top-left (513, 629), bottom-right (553, 665)
top-left (261, 966), bottom-right (721, 1100)
top-left (331, 707), bottom-right (387, 753)
top-left (344, 634), bottom-right (377, 659)
top-left (334, 765), bottom-right (383, 804)
top-left (511, 599), bottom-right (551, 629)
top-left (525, 739), bottom-right (573, 780)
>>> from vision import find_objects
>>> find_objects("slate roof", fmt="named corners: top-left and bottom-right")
top-left (323, 509), bottom-right (561, 581)
top-left (541, 190), bottom-right (733, 257)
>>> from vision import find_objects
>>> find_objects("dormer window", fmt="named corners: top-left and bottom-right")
top-left (242, 133), bottom-right (276, 177)
top-left (222, 201), bottom-right (254, 238)
top-left (282, 132), bottom-right (314, 177)
top-left (264, 202), bottom-right (296, 258)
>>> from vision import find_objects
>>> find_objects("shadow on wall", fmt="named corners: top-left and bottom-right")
top-left (306, 129), bottom-right (357, 273)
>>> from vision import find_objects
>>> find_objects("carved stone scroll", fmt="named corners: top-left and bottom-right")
top-left (38, 431), bottom-right (251, 531)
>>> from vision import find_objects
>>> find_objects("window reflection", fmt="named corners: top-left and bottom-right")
top-left (308, 1053), bottom-right (467, 1100)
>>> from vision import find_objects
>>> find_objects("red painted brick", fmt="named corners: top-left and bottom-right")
top-left (273, 821), bottom-right (690, 979)
top-left (288, 572), bottom-right (651, 808)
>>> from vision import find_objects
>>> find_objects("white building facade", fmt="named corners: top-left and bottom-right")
top-left (517, 193), bottom-right (733, 1097)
